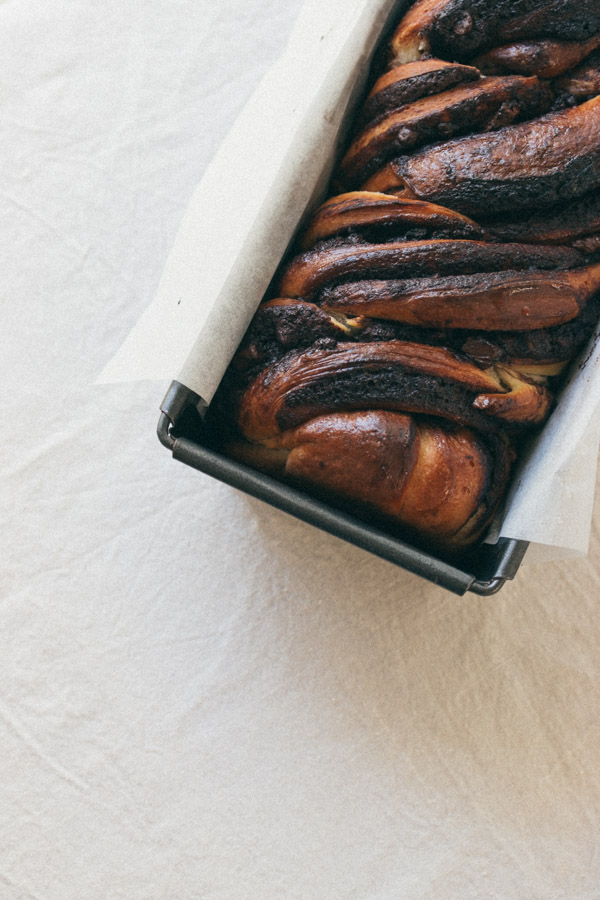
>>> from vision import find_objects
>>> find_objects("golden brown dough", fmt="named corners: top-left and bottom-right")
top-left (338, 75), bottom-right (551, 189)
top-left (318, 262), bottom-right (600, 331)
top-left (390, 0), bottom-right (600, 64)
top-left (278, 239), bottom-right (583, 301)
top-left (279, 411), bottom-right (513, 549)
top-left (236, 341), bottom-right (552, 444)
top-left (473, 36), bottom-right (600, 78)
top-left (362, 96), bottom-right (600, 216)
top-left (356, 59), bottom-right (481, 130)
top-left (299, 191), bottom-right (485, 249)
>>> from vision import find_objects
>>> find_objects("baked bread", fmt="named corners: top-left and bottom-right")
top-left (213, 0), bottom-right (600, 551)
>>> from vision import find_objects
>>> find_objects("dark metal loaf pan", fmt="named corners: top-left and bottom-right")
top-left (158, 381), bottom-right (529, 596)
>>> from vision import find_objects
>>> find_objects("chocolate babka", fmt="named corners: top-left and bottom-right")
top-left (213, 0), bottom-right (600, 551)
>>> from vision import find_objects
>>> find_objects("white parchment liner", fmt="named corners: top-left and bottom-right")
top-left (100, 0), bottom-right (405, 395)
top-left (100, 0), bottom-right (600, 562)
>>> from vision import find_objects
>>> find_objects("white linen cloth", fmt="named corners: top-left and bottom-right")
top-left (3, 1), bottom-right (600, 897)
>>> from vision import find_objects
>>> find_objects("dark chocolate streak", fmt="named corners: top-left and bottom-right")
top-left (356, 63), bottom-right (481, 132)
top-left (341, 76), bottom-right (552, 189)
top-left (280, 241), bottom-right (583, 300)
top-left (414, 0), bottom-right (600, 60)
top-left (419, 154), bottom-right (600, 217)
top-left (389, 98), bottom-right (600, 216)
top-left (276, 368), bottom-right (504, 436)
top-left (241, 302), bottom-right (339, 364)
top-left (356, 312), bottom-right (599, 365)
top-left (311, 219), bottom-right (483, 247)
top-left (484, 189), bottom-right (600, 245)
top-left (498, 0), bottom-right (600, 44)
top-left (238, 291), bottom-right (600, 374)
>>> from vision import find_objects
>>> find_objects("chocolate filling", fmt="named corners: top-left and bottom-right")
top-left (280, 240), bottom-right (583, 300)
top-left (384, 97), bottom-right (600, 216)
top-left (340, 75), bottom-right (552, 189)
top-left (394, 0), bottom-right (600, 61)
top-left (274, 366), bottom-right (528, 437)
top-left (356, 60), bottom-right (481, 131)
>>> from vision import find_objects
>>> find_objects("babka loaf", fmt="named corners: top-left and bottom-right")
top-left (212, 0), bottom-right (600, 552)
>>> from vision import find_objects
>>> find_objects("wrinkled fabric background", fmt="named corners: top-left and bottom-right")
top-left (3, 1), bottom-right (600, 897)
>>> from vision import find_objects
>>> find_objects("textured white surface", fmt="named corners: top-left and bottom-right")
top-left (4, 1), bottom-right (600, 898)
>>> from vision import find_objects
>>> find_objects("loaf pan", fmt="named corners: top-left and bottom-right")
top-left (158, 380), bottom-right (529, 596)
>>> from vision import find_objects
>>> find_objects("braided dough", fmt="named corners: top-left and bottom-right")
top-left (216, 0), bottom-right (600, 551)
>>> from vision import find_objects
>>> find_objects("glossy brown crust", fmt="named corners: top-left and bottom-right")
top-left (356, 59), bottom-right (481, 130)
top-left (236, 341), bottom-right (551, 443)
top-left (339, 75), bottom-right (551, 189)
top-left (278, 239), bottom-right (583, 301)
top-left (278, 411), bottom-right (512, 548)
top-left (299, 191), bottom-right (485, 249)
top-left (498, 2), bottom-right (600, 45)
top-left (318, 263), bottom-right (600, 331)
top-left (282, 411), bottom-right (420, 518)
top-left (485, 189), bottom-right (600, 245)
top-left (362, 96), bottom-right (600, 216)
top-left (474, 36), bottom-right (600, 78)
top-left (555, 50), bottom-right (600, 98)
top-left (390, 0), bottom-right (600, 63)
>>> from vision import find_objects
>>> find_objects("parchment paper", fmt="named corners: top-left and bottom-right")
top-left (497, 332), bottom-right (600, 560)
top-left (100, 0), bottom-right (600, 561)
top-left (99, 0), bottom-right (406, 398)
